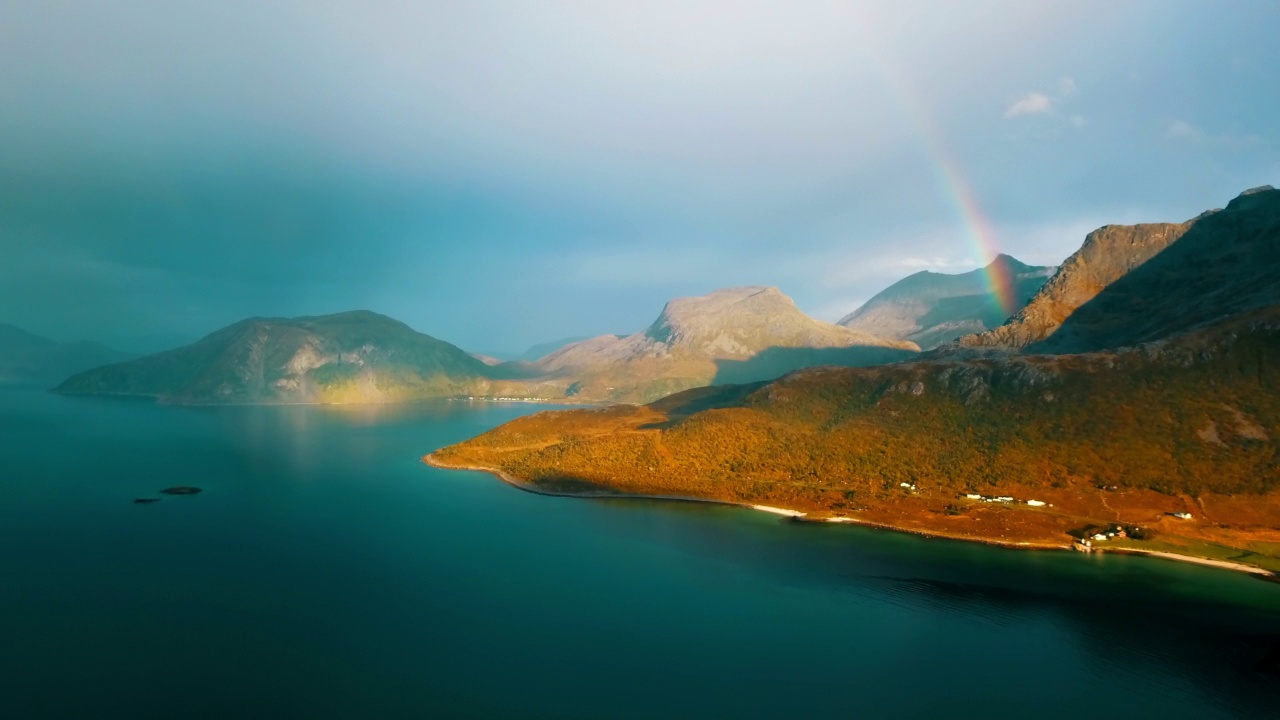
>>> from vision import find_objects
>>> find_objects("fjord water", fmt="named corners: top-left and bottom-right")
top-left (2, 387), bottom-right (1277, 719)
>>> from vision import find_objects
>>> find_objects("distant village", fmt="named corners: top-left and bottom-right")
top-left (454, 396), bottom-right (553, 404)
top-left (898, 482), bottom-right (1052, 509)
top-left (894, 483), bottom-right (1195, 551)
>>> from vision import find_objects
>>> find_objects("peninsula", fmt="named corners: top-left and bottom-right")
top-left (428, 187), bottom-right (1280, 576)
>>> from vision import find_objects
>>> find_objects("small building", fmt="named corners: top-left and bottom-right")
top-left (1173, 512), bottom-right (1194, 520)
top-left (1026, 499), bottom-right (1046, 507)
top-left (1093, 533), bottom-right (1108, 541)
top-left (965, 493), bottom-right (982, 500)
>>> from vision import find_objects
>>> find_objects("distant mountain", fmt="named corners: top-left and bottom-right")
top-left (55, 311), bottom-right (499, 404)
top-left (531, 286), bottom-right (918, 402)
top-left (50, 293), bottom-right (915, 405)
top-left (518, 336), bottom-right (594, 363)
top-left (0, 324), bottom-right (133, 384)
top-left (957, 186), bottom-right (1280, 353)
top-left (430, 187), bottom-right (1280, 570)
top-left (838, 255), bottom-right (1054, 349)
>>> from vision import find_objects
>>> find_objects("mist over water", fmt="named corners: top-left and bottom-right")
top-left (1, 386), bottom-right (1277, 719)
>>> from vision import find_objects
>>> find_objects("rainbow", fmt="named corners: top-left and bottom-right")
top-left (847, 12), bottom-right (1020, 318)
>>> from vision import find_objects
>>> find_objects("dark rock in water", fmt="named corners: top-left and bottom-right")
top-left (133, 497), bottom-right (161, 504)
top-left (159, 486), bottom-right (202, 495)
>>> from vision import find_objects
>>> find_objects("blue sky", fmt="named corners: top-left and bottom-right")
top-left (1, 1), bottom-right (1276, 354)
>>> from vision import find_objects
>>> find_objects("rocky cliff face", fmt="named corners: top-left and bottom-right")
top-left (957, 186), bottom-right (1280, 353)
top-left (55, 310), bottom-right (495, 403)
top-left (532, 286), bottom-right (918, 402)
top-left (838, 255), bottom-right (1054, 349)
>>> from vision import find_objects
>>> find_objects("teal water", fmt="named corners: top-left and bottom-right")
top-left (1, 386), bottom-right (1278, 719)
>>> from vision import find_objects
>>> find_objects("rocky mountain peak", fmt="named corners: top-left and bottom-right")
top-left (838, 255), bottom-right (1054, 350)
top-left (955, 185), bottom-right (1280, 353)
top-left (645, 286), bottom-right (798, 346)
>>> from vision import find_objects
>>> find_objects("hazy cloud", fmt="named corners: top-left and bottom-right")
top-left (1005, 77), bottom-right (1079, 119)
top-left (1164, 120), bottom-right (1204, 140)
top-left (1005, 92), bottom-right (1053, 117)
top-left (1163, 120), bottom-right (1260, 148)
top-left (0, 2), bottom-right (1275, 352)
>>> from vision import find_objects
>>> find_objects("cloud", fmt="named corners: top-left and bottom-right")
top-left (1005, 77), bottom-right (1079, 120)
top-left (1163, 120), bottom-right (1261, 147)
top-left (1164, 120), bottom-right (1204, 141)
top-left (1005, 92), bottom-right (1053, 118)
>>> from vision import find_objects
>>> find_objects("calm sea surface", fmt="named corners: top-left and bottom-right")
top-left (2, 385), bottom-right (1278, 719)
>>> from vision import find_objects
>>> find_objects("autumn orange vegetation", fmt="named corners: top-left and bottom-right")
top-left (431, 308), bottom-right (1280, 568)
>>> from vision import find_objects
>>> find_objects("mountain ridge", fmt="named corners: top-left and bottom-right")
top-left (838, 254), bottom-right (1055, 349)
top-left (0, 324), bottom-right (134, 384)
top-left (430, 186), bottom-right (1280, 571)
top-left (955, 185), bottom-right (1280, 354)
top-left (54, 310), bottom-right (498, 404)
top-left (529, 286), bottom-right (918, 402)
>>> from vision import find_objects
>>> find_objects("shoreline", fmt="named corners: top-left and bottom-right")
top-left (51, 390), bottom-right (597, 408)
top-left (423, 453), bottom-right (1279, 579)
top-left (1094, 547), bottom-right (1275, 577)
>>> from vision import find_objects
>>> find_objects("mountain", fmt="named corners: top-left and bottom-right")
top-left (838, 255), bottom-right (1054, 349)
top-left (0, 324), bottom-right (134, 384)
top-left (530, 286), bottom-right (919, 403)
top-left (429, 187), bottom-right (1280, 571)
top-left (518, 336), bottom-right (594, 363)
top-left (49, 290), bottom-right (916, 405)
top-left (958, 186), bottom-right (1280, 353)
top-left (55, 310), bottom-right (499, 404)
top-left (431, 306), bottom-right (1280, 565)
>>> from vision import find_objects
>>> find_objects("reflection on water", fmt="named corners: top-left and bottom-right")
top-left (1, 386), bottom-right (1277, 719)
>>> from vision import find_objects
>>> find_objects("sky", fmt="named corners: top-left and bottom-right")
top-left (1, 1), bottom-right (1277, 355)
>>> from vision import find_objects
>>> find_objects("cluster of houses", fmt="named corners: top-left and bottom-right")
top-left (961, 493), bottom-right (1047, 507)
top-left (1092, 525), bottom-right (1128, 542)
top-left (1077, 524), bottom-right (1133, 549)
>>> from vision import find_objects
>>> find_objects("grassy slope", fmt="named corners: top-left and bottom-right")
top-left (432, 307), bottom-right (1280, 567)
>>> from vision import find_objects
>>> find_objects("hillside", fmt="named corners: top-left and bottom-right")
top-left (429, 188), bottom-right (1280, 570)
top-left (518, 336), bottom-right (593, 363)
top-left (54, 310), bottom-right (500, 404)
top-left (530, 286), bottom-right (919, 403)
top-left (0, 324), bottom-right (134, 384)
top-left (431, 306), bottom-right (1280, 565)
top-left (958, 186), bottom-right (1280, 353)
top-left (838, 255), bottom-right (1054, 349)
